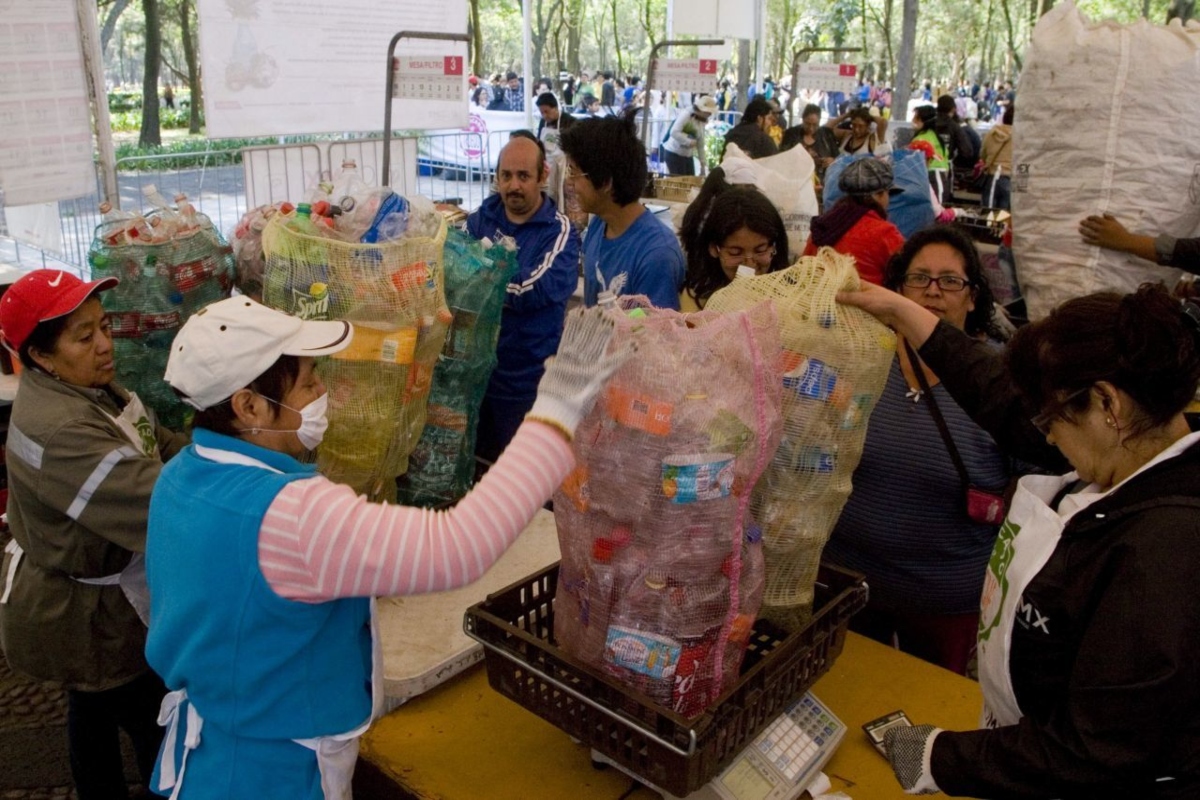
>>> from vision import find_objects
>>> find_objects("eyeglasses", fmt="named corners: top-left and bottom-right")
top-left (717, 243), bottom-right (776, 264)
top-left (1031, 387), bottom-right (1091, 436)
top-left (902, 273), bottom-right (971, 292)
top-left (565, 163), bottom-right (588, 181)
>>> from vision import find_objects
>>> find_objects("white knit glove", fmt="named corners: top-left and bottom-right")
top-left (527, 307), bottom-right (634, 440)
top-left (884, 724), bottom-right (942, 795)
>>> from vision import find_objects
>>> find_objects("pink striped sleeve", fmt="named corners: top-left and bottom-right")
top-left (258, 420), bottom-right (574, 602)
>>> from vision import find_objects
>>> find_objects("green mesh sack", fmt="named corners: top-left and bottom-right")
top-left (88, 216), bottom-right (235, 431)
top-left (396, 229), bottom-right (520, 508)
top-left (705, 249), bottom-right (896, 630)
top-left (261, 214), bottom-right (448, 501)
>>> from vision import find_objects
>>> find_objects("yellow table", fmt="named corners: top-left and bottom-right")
top-left (358, 632), bottom-right (983, 799)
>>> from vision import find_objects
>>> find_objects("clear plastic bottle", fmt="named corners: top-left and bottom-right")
top-left (142, 183), bottom-right (181, 235)
top-left (604, 569), bottom-right (680, 707)
top-left (284, 203), bottom-right (322, 237)
top-left (359, 191), bottom-right (410, 243)
top-left (173, 193), bottom-right (204, 233)
top-left (723, 522), bottom-right (765, 670)
top-left (671, 569), bottom-right (729, 718)
top-left (332, 159), bottom-right (371, 210)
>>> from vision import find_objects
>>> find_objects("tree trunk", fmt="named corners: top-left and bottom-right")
top-left (469, 0), bottom-right (484, 77)
top-left (610, 0), bottom-right (624, 76)
top-left (139, 0), bottom-right (162, 147)
top-left (178, 0), bottom-right (202, 134)
top-left (565, 0), bottom-right (584, 74)
top-left (100, 0), bottom-right (133, 56)
top-left (893, 0), bottom-right (918, 112)
top-left (736, 39), bottom-right (751, 113)
top-left (1168, 0), bottom-right (1196, 22)
top-left (1000, 0), bottom-right (1024, 74)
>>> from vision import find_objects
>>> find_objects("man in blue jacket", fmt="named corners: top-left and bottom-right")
top-left (468, 134), bottom-right (581, 465)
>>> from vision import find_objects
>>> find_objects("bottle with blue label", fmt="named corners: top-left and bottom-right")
top-left (604, 569), bottom-right (680, 707)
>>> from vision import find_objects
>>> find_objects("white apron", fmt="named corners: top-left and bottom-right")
top-left (977, 431), bottom-right (1200, 729)
top-left (1, 392), bottom-right (157, 623)
top-left (155, 443), bottom-right (384, 800)
top-left (976, 472), bottom-right (1074, 728)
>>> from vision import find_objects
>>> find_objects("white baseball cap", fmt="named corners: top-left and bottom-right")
top-left (165, 297), bottom-right (353, 410)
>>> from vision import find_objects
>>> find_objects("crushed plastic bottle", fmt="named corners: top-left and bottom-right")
top-left (604, 569), bottom-right (680, 707)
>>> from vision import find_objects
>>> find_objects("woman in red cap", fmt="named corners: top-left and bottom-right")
top-left (0, 269), bottom-right (186, 799)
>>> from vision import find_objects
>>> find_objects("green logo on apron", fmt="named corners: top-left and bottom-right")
top-left (978, 518), bottom-right (1020, 643)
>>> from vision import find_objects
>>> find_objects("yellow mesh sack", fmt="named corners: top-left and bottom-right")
top-left (705, 248), bottom-right (896, 629)
top-left (261, 215), bottom-right (449, 500)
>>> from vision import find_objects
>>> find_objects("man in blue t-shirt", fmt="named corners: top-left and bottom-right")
top-left (560, 116), bottom-right (685, 310)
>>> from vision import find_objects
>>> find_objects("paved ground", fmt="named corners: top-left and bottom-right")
top-left (0, 529), bottom-right (145, 799)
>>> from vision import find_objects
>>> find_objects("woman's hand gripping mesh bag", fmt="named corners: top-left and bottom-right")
top-left (396, 230), bottom-right (519, 508)
top-left (706, 249), bottom-right (896, 630)
top-left (89, 206), bottom-right (235, 431)
top-left (261, 210), bottom-right (449, 501)
top-left (553, 298), bottom-right (783, 719)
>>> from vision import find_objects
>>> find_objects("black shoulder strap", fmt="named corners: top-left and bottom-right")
top-left (905, 340), bottom-right (970, 489)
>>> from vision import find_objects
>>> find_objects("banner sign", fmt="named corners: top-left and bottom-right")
top-left (653, 58), bottom-right (719, 94)
top-left (795, 63), bottom-right (859, 93)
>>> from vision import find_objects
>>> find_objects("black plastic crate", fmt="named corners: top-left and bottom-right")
top-left (463, 561), bottom-right (867, 797)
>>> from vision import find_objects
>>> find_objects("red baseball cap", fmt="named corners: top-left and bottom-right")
top-left (0, 270), bottom-right (119, 350)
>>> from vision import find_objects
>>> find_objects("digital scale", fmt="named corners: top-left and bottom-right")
top-left (592, 691), bottom-right (845, 800)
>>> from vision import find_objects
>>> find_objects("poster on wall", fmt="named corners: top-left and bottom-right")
top-left (196, 0), bottom-right (468, 138)
top-left (0, 0), bottom-right (97, 206)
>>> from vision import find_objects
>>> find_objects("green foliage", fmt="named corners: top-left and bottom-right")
top-left (108, 107), bottom-right (197, 132)
top-left (113, 137), bottom-right (267, 170)
top-left (108, 91), bottom-right (142, 112)
top-left (112, 135), bottom-right (328, 171)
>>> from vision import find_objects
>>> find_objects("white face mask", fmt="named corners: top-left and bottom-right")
top-left (258, 392), bottom-right (329, 451)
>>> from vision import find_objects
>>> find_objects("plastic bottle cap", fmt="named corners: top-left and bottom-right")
top-left (99, 201), bottom-right (112, 214)
top-left (174, 193), bottom-right (187, 203)
top-left (627, 308), bottom-right (647, 319)
top-left (644, 569), bottom-right (667, 590)
top-left (592, 538), bottom-right (615, 563)
top-left (610, 524), bottom-right (632, 547)
top-left (296, 203), bottom-right (312, 216)
top-left (746, 523), bottom-right (763, 544)
top-left (342, 159), bottom-right (357, 169)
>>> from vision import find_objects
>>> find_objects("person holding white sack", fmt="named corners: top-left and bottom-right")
top-left (144, 297), bottom-right (630, 799)
top-left (839, 279), bottom-right (1200, 797)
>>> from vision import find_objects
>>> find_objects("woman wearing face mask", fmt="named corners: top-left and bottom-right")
top-left (144, 297), bottom-right (629, 799)
top-left (0, 269), bottom-right (188, 799)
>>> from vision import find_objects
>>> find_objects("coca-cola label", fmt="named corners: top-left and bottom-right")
top-left (605, 626), bottom-right (680, 680)
top-left (142, 311), bottom-right (182, 332)
top-left (672, 636), bottom-right (715, 717)
top-left (109, 312), bottom-right (142, 338)
top-left (172, 259), bottom-right (213, 293)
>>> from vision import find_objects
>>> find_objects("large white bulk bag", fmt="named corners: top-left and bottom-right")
top-left (1014, 1), bottom-right (1200, 320)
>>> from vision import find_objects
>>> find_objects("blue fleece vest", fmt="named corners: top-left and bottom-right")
top-left (145, 429), bottom-right (372, 740)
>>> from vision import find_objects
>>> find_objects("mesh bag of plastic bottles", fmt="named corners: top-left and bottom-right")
top-left (88, 215), bottom-right (235, 430)
top-left (229, 204), bottom-right (288, 299)
top-left (705, 249), bottom-right (896, 630)
top-left (553, 298), bottom-right (783, 718)
top-left (395, 229), bottom-right (519, 508)
top-left (261, 213), bottom-right (448, 501)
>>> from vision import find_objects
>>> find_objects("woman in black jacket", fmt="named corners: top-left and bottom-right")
top-left (840, 280), bottom-right (1200, 799)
